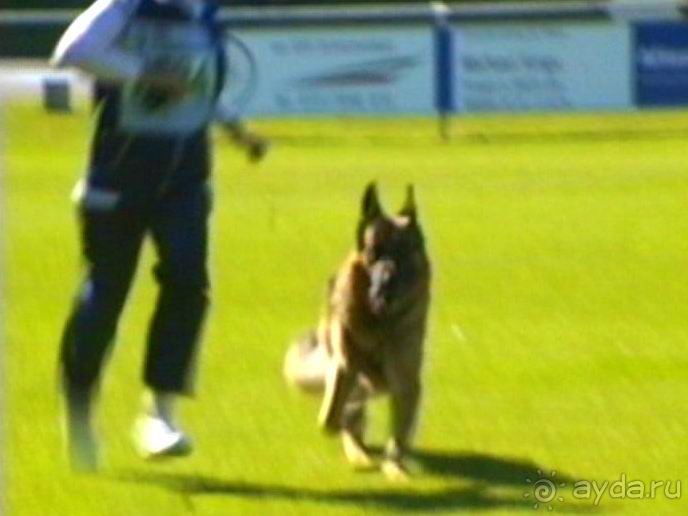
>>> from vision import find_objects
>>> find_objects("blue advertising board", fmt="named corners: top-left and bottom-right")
top-left (635, 22), bottom-right (688, 107)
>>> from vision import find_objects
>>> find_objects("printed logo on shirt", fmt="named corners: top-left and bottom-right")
top-left (118, 20), bottom-right (219, 133)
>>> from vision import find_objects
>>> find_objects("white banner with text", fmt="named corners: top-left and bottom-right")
top-left (450, 23), bottom-right (633, 112)
top-left (232, 27), bottom-right (437, 116)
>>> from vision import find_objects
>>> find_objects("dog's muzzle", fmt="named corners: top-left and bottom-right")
top-left (368, 259), bottom-right (396, 316)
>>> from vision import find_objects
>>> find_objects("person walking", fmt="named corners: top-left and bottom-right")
top-left (52, 0), bottom-right (236, 471)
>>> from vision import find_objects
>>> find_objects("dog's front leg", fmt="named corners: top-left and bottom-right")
top-left (318, 362), bottom-right (358, 434)
top-left (382, 338), bottom-right (423, 481)
top-left (382, 376), bottom-right (421, 480)
top-left (318, 320), bottom-right (358, 434)
top-left (340, 385), bottom-right (375, 470)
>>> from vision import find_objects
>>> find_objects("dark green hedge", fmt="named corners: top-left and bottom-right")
top-left (0, 0), bottom-right (609, 58)
top-left (3, 0), bottom-right (604, 7)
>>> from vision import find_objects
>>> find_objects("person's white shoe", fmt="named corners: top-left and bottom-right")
top-left (133, 415), bottom-right (192, 459)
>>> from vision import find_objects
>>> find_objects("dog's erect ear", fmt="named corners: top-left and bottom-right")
top-left (399, 184), bottom-right (417, 223)
top-left (357, 182), bottom-right (383, 250)
top-left (361, 182), bottom-right (383, 221)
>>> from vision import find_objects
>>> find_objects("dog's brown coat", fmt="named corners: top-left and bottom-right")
top-left (284, 183), bottom-right (431, 477)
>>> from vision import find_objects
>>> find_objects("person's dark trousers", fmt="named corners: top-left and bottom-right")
top-left (60, 131), bottom-right (211, 403)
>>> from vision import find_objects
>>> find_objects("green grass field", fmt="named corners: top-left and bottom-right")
top-left (3, 104), bottom-right (688, 515)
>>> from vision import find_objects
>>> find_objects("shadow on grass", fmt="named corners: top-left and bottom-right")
top-left (110, 449), bottom-right (594, 513)
top-left (412, 449), bottom-right (577, 486)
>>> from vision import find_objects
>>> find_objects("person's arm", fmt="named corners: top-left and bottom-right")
top-left (51, 0), bottom-right (143, 82)
top-left (51, 0), bottom-right (189, 93)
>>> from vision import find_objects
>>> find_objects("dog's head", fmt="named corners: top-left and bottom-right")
top-left (356, 182), bottom-right (429, 317)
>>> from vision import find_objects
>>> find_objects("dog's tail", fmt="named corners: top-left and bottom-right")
top-left (283, 330), bottom-right (328, 394)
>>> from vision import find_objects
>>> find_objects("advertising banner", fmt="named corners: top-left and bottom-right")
top-left (231, 27), bottom-right (436, 116)
top-left (635, 22), bottom-right (688, 107)
top-left (451, 23), bottom-right (633, 113)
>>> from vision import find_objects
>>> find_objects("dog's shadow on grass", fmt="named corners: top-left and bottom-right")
top-left (110, 449), bottom-right (593, 513)
top-left (413, 448), bottom-right (575, 486)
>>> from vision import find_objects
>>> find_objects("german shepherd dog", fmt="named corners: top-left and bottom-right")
top-left (284, 183), bottom-right (431, 480)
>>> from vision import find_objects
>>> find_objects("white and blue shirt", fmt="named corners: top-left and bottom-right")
top-left (53, 0), bottom-right (228, 136)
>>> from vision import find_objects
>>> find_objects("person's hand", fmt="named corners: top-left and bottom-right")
top-left (220, 120), bottom-right (272, 163)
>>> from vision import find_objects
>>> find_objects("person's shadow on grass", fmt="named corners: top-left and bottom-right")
top-left (110, 449), bottom-right (594, 513)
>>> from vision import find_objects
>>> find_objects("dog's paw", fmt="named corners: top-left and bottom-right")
top-left (342, 432), bottom-right (375, 471)
top-left (381, 458), bottom-right (411, 482)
